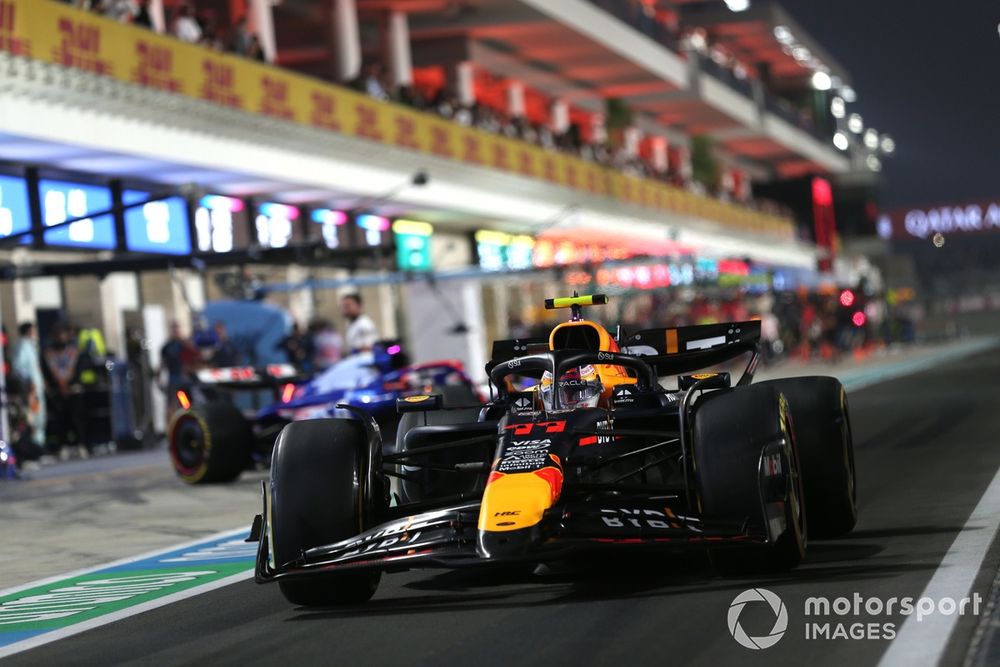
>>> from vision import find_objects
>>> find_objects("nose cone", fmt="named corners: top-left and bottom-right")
top-left (476, 468), bottom-right (563, 559)
top-left (477, 526), bottom-right (538, 559)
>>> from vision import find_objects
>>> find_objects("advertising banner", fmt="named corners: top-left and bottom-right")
top-left (0, 0), bottom-right (794, 241)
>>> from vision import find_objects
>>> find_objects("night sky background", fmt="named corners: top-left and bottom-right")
top-left (785, 0), bottom-right (1000, 209)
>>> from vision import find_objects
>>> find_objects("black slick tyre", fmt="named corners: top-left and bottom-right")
top-left (756, 376), bottom-right (856, 538)
top-left (168, 402), bottom-right (250, 484)
top-left (270, 419), bottom-right (382, 606)
top-left (692, 385), bottom-right (806, 574)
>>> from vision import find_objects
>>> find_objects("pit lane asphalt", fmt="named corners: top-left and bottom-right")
top-left (8, 347), bottom-right (1000, 667)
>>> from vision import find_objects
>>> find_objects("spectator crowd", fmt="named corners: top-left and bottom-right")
top-left (59, 0), bottom-right (789, 214)
top-left (61, 1), bottom-right (268, 60)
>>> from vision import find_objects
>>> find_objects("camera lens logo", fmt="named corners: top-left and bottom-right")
top-left (728, 588), bottom-right (788, 650)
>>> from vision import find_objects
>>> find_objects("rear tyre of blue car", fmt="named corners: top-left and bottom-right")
top-left (693, 385), bottom-right (806, 575)
top-left (168, 402), bottom-right (250, 484)
top-left (270, 419), bottom-right (382, 606)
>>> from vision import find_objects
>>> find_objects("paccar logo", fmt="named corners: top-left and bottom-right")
top-left (728, 588), bottom-right (788, 650)
top-left (691, 373), bottom-right (718, 380)
top-left (403, 395), bottom-right (429, 403)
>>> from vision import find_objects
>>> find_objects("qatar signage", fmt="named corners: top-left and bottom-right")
top-left (879, 201), bottom-right (1000, 241)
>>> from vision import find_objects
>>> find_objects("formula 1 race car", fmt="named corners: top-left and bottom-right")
top-left (168, 341), bottom-right (482, 484)
top-left (250, 294), bottom-right (856, 606)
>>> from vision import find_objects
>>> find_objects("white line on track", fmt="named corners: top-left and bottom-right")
top-left (878, 465), bottom-right (1000, 667)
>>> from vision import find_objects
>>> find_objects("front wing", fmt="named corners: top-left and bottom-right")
top-left (252, 487), bottom-right (769, 583)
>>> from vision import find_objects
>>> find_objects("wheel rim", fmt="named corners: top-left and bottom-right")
top-left (170, 415), bottom-right (207, 476)
top-left (842, 392), bottom-right (858, 508)
top-left (784, 416), bottom-right (806, 550)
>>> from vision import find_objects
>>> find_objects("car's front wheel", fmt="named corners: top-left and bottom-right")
top-left (757, 376), bottom-right (857, 538)
top-left (692, 385), bottom-right (806, 574)
top-left (270, 419), bottom-right (382, 606)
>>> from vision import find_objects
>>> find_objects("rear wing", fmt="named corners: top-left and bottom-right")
top-left (487, 321), bottom-right (760, 379)
top-left (194, 363), bottom-right (300, 390)
top-left (619, 320), bottom-right (760, 377)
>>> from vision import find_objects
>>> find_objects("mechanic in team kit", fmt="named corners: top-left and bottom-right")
top-left (341, 293), bottom-right (379, 353)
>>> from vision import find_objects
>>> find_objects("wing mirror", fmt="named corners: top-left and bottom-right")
top-left (396, 393), bottom-right (443, 413)
top-left (678, 372), bottom-right (731, 391)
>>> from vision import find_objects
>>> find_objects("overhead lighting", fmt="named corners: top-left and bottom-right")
top-left (847, 113), bottom-right (863, 133)
top-left (863, 128), bottom-right (879, 149)
top-left (866, 154), bottom-right (882, 172)
top-left (880, 135), bottom-right (896, 155)
top-left (724, 0), bottom-right (751, 11)
top-left (792, 46), bottom-right (811, 62)
top-left (830, 97), bottom-right (846, 118)
top-left (811, 71), bottom-right (832, 91)
top-left (841, 85), bottom-right (857, 103)
top-left (392, 219), bottom-right (434, 236)
top-left (773, 25), bottom-right (793, 44)
top-left (833, 132), bottom-right (849, 150)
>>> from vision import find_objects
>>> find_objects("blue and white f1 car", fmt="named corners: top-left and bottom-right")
top-left (168, 342), bottom-right (482, 484)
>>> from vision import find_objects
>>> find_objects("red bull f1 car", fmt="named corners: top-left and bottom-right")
top-left (249, 294), bottom-right (856, 606)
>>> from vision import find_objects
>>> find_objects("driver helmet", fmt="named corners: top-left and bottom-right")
top-left (539, 364), bottom-right (603, 411)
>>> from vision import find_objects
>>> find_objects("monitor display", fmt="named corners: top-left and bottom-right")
top-left (40, 179), bottom-right (116, 249)
top-left (194, 195), bottom-right (249, 253)
top-left (311, 208), bottom-right (348, 249)
top-left (356, 214), bottom-right (391, 247)
top-left (255, 202), bottom-right (301, 249)
top-left (123, 190), bottom-right (192, 255)
top-left (0, 174), bottom-right (32, 241)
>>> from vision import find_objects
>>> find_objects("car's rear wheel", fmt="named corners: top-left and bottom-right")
top-left (692, 385), bottom-right (806, 574)
top-left (757, 376), bottom-right (856, 538)
top-left (270, 419), bottom-right (382, 606)
top-left (168, 402), bottom-right (250, 484)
